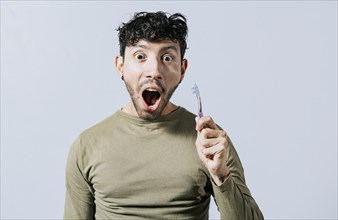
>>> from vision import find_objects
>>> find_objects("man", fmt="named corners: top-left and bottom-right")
top-left (64, 11), bottom-right (263, 219)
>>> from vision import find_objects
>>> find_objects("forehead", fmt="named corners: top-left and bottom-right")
top-left (126, 40), bottom-right (180, 54)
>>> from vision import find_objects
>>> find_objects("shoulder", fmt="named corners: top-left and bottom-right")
top-left (176, 107), bottom-right (196, 123)
top-left (81, 111), bottom-right (121, 139)
top-left (70, 111), bottom-right (122, 151)
top-left (181, 107), bottom-right (197, 118)
top-left (170, 107), bottom-right (197, 135)
top-left (67, 112), bottom-right (123, 164)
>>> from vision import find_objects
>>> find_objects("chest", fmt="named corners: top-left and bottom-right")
top-left (86, 133), bottom-right (210, 206)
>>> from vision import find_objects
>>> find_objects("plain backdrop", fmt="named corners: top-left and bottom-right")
top-left (1, 1), bottom-right (337, 219)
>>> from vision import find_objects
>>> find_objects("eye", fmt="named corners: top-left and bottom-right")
top-left (162, 54), bottom-right (173, 62)
top-left (135, 53), bottom-right (146, 60)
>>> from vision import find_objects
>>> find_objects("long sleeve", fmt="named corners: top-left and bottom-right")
top-left (212, 138), bottom-right (264, 220)
top-left (64, 136), bottom-right (95, 220)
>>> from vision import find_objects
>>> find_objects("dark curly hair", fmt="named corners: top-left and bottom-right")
top-left (117, 11), bottom-right (188, 61)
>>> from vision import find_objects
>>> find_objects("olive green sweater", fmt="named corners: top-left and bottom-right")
top-left (64, 107), bottom-right (263, 219)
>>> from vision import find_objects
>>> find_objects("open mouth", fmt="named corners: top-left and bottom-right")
top-left (142, 88), bottom-right (161, 109)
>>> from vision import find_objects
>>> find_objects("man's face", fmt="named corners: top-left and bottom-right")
top-left (116, 40), bottom-right (188, 120)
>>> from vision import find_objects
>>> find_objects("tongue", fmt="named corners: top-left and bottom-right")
top-left (147, 96), bottom-right (157, 105)
top-left (144, 91), bottom-right (160, 106)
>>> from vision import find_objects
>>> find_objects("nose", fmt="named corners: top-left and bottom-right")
top-left (146, 57), bottom-right (163, 80)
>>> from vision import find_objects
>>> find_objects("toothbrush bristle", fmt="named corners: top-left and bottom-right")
top-left (191, 83), bottom-right (200, 96)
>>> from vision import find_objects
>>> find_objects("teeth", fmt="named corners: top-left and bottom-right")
top-left (146, 88), bottom-right (158, 92)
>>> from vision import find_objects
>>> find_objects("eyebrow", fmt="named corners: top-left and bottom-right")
top-left (160, 45), bottom-right (178, 53)
top-left (133, 44), bottom-right (149, 50)
top-left (132, 44), bottom-right (179, 54)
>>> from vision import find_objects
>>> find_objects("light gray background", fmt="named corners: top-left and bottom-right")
top-left (1, 1), bottom-right (337, 219)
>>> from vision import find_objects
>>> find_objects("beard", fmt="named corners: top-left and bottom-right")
top-left (124, 79), bottom-right (179, 121)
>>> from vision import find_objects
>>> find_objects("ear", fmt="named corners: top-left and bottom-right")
top-left (180, 59), bottom-right (188, 82)
top-left (115, 55), bottom-right (124, 79)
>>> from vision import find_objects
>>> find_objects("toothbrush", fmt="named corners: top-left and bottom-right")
top-left (191, 83), bottom-right (204, 118)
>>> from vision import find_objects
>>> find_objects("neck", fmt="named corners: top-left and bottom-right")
top-left (122, 102), bottom-right (178, 117)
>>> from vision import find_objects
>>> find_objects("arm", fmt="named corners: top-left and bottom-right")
top-left (195, 116), bottom-right (264, 219)
top-left (64, 137), bottom-right (95, 220)
top-left (212, 138), bottom-right (264, 219)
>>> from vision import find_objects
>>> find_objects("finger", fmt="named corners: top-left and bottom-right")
top-left (202, 143), bottom-right (226, 158)
top-left (195, 117), bottom-right (206, 132)
top-left (197, 129), bottom-right (228, 149)
top-left (200, 154), bottom-right (216, 167)
top-left (197, 149), bottom-right (212, 163)
top-left (195, 116), bottom-right (218, 131)
top-left (199, 128), bottom-right (223, 139)
top-left (197, 128), bottom-right (225, 144)
top-left (197, 136), bottom-right (220, 148)
top-left (198, 130), bottom-right (228, 152)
